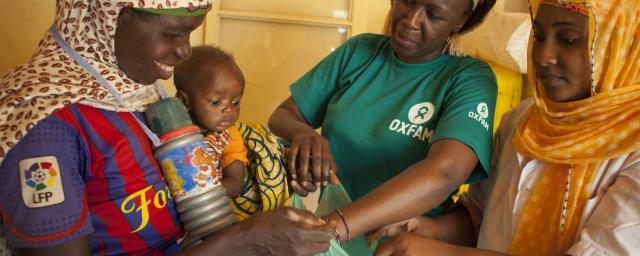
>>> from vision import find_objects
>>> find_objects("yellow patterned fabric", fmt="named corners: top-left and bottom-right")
top-left (510, 0), bottom-right (640, 255)
top-left (232, 123), bottom-right (291, 221)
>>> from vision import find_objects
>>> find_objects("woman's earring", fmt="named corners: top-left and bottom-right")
top-left (446, 33), bottom-right (465, 56)
top-left (446, 26), bottom-right (466, 57)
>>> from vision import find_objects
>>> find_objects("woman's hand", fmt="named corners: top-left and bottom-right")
top-left (240, 207), bottom-right (335, 255)
top-left (365, 216), bottom-right (437, 246)
top-left (187, 207), bottom-right (335, 255)
top-left (268, 97), bottom-right (339, 196)
top-left (374, 233), bottom-right (457, 256)
top-left (287, 130), bottom-right (339, 196)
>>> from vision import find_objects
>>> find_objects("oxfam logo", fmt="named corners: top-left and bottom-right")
top-left (477, 103), bottom-right (489, 119)
top-left (408, 102), bottom-right (435, 125)
top-left (24, 161), bottom-right (58, 191)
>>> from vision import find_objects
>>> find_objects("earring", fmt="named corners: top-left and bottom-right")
top-left (446, 26), bottom-right (465, 57)
top-left (446, 34), bottom-right (465, 56)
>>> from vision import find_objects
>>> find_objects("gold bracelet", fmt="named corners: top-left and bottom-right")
top-left (321, 215), bottom-right (341, 244)
top-left (335, 208), bottom-right (351, 242)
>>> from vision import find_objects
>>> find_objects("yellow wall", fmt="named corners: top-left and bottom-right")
top-left (366, 1), bottom-right (389, 34)
top-left (0, 1), bottom-right (55, 75)
top-left (0, 1), bottom-right (388, 96)
top-left (0, 1), bottom-right (521, 129)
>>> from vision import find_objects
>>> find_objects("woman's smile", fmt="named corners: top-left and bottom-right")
top-left (154, 60), bottom-right (175, 79)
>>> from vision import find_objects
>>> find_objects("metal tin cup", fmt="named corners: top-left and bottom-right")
top-left (155, 133), bottom-right (223, 202)
top-left (146, 98), bottom-right (236, 242)
top-left (178, 186), bottom-right (237, 247)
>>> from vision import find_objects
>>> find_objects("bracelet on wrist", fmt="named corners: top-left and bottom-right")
top-left (334, 208), bottom-right (351, 243)
top-left (321, 215), bottom-right (342, 244)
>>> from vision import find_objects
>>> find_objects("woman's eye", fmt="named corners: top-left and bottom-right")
top-left (559, 35), bottom-right (582, 45)
top-left (533, 32), bottom-right (544, 42)
top-left (163, 32), bottom-right (181, 38)
top-left (427, 10), bottom-right (443, 20)
top-left (557, 30), bottom-right (584, 45)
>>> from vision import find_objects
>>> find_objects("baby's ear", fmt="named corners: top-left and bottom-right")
top-left (176, 90), bottom-right (190, 109)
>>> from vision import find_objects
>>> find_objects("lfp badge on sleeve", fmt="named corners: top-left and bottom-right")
top-left (19, 156), bottom-right (65, 208)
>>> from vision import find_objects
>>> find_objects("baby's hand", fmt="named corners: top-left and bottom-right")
top-left (221, 161), bottom-right (246, 198)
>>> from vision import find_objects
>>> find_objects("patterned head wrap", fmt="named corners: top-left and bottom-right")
top-left (0, 0), bottom-right (211, 161)
top-left (510, 0), bottom-right (640, 254)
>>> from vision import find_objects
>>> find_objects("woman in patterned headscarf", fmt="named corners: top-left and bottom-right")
top-left (0, 0), bottom-right (333, 255)
top-left (372, 0), bottom-right (640, 255)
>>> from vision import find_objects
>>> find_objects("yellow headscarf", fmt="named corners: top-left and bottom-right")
top-left (510, 0), bottom-right (640, 254)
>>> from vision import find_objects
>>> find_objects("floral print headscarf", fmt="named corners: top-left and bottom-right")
top-left (0, 0), bottom-right (211, 161)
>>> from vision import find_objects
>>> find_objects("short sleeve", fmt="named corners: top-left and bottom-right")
top-left (221, 126), bottom-right (249, 169)
top-left (567, 163), bottom-right (640, 255)
top-left (0, 115), bottom-right (92, 248)
top-left (430, 60), bottom-right (497, 183)
top-left (290, 36), bottom-right (361, 128)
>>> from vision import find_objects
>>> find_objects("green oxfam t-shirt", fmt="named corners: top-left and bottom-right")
top-left (291, 34), bottom-right (497, 216)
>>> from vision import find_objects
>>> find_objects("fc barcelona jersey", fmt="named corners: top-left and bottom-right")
top-left (0, 104), bottom-right (183, 255)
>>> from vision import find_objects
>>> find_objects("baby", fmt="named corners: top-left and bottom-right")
top-left (174, 46), bottom-right (247, 198)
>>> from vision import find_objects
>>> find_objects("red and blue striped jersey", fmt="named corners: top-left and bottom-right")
top-left (0, 104), bottom-right (183, 255)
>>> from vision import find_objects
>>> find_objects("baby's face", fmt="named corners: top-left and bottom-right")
top-left (188, 65), bottom-right (244, 133)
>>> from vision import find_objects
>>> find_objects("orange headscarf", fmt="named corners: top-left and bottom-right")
top-left (510, 0), bottom-right (640, 254)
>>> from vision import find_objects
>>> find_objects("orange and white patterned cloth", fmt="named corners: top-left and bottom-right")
top-left (203, 126), bottom-right (249, 172)
top-left (510, 0), bottom-right (640, 254)
top-left (0, 0), bottom-right (211, 162)
top-left (463, 99), bottom-right (640, 255)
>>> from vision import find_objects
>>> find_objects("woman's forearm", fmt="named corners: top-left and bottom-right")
top-left (375, 233), bottom-right (505, 256)
top-left (432, 204), bottom-right (477, 246)
top-left (269, 97), bottom-right (338, 191)
top-left (178, 221), bottom-right (252, 256)
top-left (328, 139), bottom-right (478, 240)
top-left (334, 160), bottom-right (464, 238)
top-left (268, 98), bottom-right (316, 141)
top-left (451, 245), bottom-right (508, 256)
top-left (179, 208), bottom-right (335, 256)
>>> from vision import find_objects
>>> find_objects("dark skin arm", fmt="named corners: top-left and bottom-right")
top-left (15, 208), bottom-right (334, 256)
top-left (221, 160), bottom-right (246, 198)
top-left (268, 97), bottom-right (339, 195)
top-left (375, 233), bottom-right (507, 256)
top-left (365, 203), bottom-right (480, 246)
top-left (269, 97), bottom-right (479, 240)
top-left (179, 207), bottom-right (335, 256)
top-left (326, 138), bottom-right (477, 240)
top-left (16, 236), bottom-right (91, 256)
top-left (374, 206), bottom-right (501, 256)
